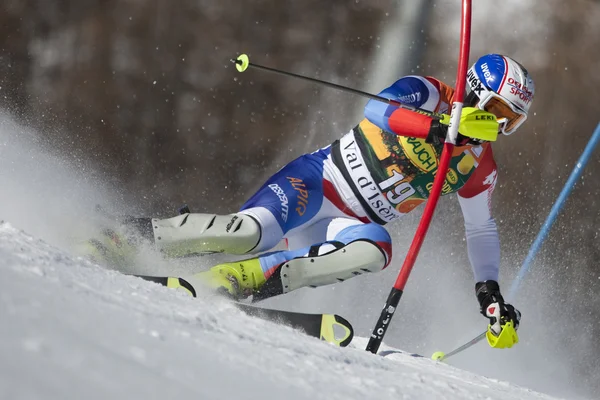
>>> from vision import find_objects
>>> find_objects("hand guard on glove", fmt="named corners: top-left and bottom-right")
top-left (427, 107), bottom-right (499, 146)
top-left (475, 280), bottom-right (521, 336)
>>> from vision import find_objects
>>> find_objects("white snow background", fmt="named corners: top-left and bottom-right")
top-left (0, 113), bottom-right (581, 400)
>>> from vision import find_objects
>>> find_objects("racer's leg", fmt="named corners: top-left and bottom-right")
top-left (92, 150), bottom-right (350, 276)
top-left (259, 219), bottom-right (392, 299)
top-left (83, 151), bottom-right (327, 267)
top-left (189, 217), bottom-right (393, 300)
top-left (152, 151), bottom-right (334, 257)
top-left (79, 209), bottom-right (271, 267)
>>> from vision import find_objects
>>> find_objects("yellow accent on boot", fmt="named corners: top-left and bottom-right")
top-left (192, 258), bottom-right (266, 298)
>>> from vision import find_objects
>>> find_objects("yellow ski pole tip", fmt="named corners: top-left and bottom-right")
top-left (431, 351), bottom-right (446, 361)
top-left (233, 54), bottom-right (249, 72)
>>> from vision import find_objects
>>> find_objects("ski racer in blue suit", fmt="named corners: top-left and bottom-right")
top-left (88, 54), bottom-right (534, 344)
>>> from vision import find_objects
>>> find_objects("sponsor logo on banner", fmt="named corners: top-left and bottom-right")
top-left (268, 183), bottom-right (289, 222)
top-left (425, 179), bottom-right (454, 195)
top-left (398, 136), bottom-right (438, 173)
top-left (399, 138), bottom-right (462, 195)
top-left (446, 168), bottom-right (459, 185)
top-left (339, 135), bottom-right (409, 222)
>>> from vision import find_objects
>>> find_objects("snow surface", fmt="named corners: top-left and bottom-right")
top-left (0, 222), bottom-right (561, 400)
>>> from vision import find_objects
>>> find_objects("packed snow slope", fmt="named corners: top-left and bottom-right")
top-left (0, 222), bottom-right (560, 400)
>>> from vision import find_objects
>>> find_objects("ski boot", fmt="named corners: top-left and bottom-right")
top-left (77, 227), bottom-right (139, 268)
top-left (188, 257), bottom-right (267, 300)
top-left (77, 214), bottom-right (154, 269)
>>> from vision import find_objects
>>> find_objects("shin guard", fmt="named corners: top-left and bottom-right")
top-left (152, 213), bottom-right (261, 257)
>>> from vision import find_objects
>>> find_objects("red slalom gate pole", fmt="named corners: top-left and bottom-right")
top-left (366, 0), bottom-right (472, 354)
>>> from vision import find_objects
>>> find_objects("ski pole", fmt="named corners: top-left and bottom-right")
top-left (434, 120), bottom-right (600, 362)
top-left (231, 54), bottom-right (447, 121)
top-left (508, 121), bottom-right (600, 297)
top-left (366, 0), bottom-right (472, 354)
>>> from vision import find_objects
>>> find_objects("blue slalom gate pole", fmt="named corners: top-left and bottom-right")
top-left (508, 121), bottom-right (600, 299)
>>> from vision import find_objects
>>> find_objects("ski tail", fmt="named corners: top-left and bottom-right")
top-left (134, 274), bottom-right (354, 347)
top-left (236, 303), bottom-right (354, 347)
top-left (322, 314), bottom-right (354, 347)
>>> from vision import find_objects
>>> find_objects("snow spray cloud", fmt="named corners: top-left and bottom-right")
top-left (0, 112), bottom-right (124, 252)
top-left (0, 112), bottom-right (213, 277)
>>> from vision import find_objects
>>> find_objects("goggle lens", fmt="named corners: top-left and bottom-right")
top-left (481, 95), bottom-right (527, 135)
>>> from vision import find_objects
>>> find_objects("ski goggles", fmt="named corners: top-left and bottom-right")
top-left (478, 93), bottom-right (527, 135)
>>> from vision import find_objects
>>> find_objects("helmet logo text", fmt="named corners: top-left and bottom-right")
top-left (481, 63), bottom-right (494, 84)
top-left (467, 69), bottom-right (485, 96)
top-left (507, 77), bottom-right (533, 104)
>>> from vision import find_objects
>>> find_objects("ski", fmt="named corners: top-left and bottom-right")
top-left (135, 275), bottom-right (354, 347)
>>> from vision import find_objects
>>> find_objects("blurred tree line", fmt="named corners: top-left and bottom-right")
top-left (1, 0), bottom-right (394, 213)
top-left (1, 0), bottom-right (599, 397)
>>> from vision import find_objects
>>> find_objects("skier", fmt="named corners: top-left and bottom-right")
top-left (88, 54), bottom-right (533, 341)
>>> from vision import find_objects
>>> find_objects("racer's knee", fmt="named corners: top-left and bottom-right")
top-left (238, 207), bottom-right (285, 252)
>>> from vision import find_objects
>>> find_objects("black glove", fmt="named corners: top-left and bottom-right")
top-left (426, 120), bottom-right (485, 146)
top-left (475, 280), bottom-right (521, 336)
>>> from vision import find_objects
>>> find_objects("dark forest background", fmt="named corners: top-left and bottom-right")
top-left (1, 0), bottom-right (599, 398)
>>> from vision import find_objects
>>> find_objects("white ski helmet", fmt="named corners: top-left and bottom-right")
top-left (466, 54), bottom-right (535, 135)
